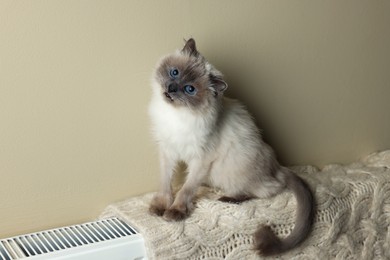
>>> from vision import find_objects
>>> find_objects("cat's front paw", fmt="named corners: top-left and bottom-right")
top-left (149, 193), bottom-right (172, 217)
top-left (149, 203), bottom-right (166, 216)
top-left (163, 207), bottom-right (189, 221)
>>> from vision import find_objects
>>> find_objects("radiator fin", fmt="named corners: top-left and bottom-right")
top-left (0, 218), bottom-right (139, 260)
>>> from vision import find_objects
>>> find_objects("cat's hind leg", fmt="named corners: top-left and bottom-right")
top-left (218, 194), bottom-right (253, 204)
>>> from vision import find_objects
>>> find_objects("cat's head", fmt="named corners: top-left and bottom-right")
top-left (153, 38), bottom-right (227, 109)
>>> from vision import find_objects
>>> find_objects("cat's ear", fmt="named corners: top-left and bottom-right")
top-left (209, 74), bottom-right (228, 95)
top-left (182, 38), bottom-right (199, 57)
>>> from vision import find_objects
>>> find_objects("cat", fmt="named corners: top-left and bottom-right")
top-left (148, 38), bottom-right (314, 256)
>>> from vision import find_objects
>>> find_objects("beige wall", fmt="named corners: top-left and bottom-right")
top-left (1, 1), bottom-right (389, 237)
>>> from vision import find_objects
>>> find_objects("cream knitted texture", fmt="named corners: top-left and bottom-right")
top-left (100, 151), bottom-right (390, 259)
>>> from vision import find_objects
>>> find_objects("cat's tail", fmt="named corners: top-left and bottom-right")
top-left (254, 168), bottom-right (314, 256)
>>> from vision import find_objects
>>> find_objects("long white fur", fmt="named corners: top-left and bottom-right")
top-left (149, 78), bottom-right (284, 198)
top-left (148, 39), bottom-right (313, 256)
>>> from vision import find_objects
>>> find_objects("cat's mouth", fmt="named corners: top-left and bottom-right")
top-left (164, 92), bottom-right (174, 102)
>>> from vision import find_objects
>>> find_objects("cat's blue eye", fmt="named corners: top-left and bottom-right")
top-left (169, 68), bottom-right (179, 79)
top-left (184, 85), bottom-right (197, 96)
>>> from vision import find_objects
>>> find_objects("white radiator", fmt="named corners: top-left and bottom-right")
top-left (0, 218), bottom-right (147, 260)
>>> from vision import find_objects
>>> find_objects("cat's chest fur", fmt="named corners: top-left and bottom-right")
top-left (149, 94), bottom-right (215, 161)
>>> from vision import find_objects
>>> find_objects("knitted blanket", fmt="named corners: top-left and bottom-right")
top-left (100, 151), bottom-right (390, 259)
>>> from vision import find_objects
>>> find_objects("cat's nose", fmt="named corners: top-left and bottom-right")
top-left (168, 83), bottom-right (178, 93)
